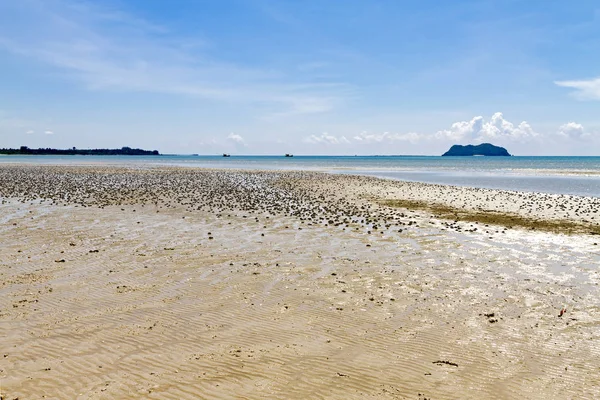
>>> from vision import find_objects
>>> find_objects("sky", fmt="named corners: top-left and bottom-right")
top-left (1, 0), bottom-right (599, 155)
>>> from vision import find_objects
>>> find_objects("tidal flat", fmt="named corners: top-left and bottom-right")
top-left (1, 165), bottom-right (599, 399)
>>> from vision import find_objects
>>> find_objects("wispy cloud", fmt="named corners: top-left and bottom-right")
top-left (44, 130), bottom-right (54, 135)
top-left (0, 110), bottom-right (35, 130)
top-left (303, 132), bottom-right (350, 145)
top-left (555, 77), bottom-right (600, 100)
top-left (297, 61), bottom-right (330, 72)
top-left (304, 131), bottom-right (420, 145)
top-left (0, 0), bottom-right (347, 116)
top-left (354, 131), bottom-right (421, 144)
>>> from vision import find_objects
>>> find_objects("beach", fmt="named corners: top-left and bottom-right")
top-left (1, 165), bottom-right (599, 399)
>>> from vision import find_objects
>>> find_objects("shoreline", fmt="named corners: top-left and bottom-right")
top-left (1, 156), bottom-right (600, 198)
top-left (1, 165), bottom-right (599, 399)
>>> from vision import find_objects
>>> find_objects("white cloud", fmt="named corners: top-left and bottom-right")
top-left (44, 130), bottom-right (54, 135)
top-left (226, 132), bottom-right (246, 145)
top-left (26, 130), bottom-right (34, 134)
top-left (302, 116), bottom-right (540, 149)
top-left (435, 117), bottom-right (482, 141)
top-left (558, 122), bottom-right (589, 139)
top-left (303, 132), bottom-right (350, 145)
top-left (435, 112), bottom-right (537, 142)
top-left (555, 77), bottom-right (600, 100)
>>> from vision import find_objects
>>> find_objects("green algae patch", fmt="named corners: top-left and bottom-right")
top-left (380, 198), bottom-right (600, 236)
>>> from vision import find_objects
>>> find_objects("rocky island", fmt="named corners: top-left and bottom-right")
top-left (442, 143), bottom-right (511, 156)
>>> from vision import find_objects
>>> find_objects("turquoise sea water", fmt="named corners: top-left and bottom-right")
top-left (1, 155), bottom-right (599, 197)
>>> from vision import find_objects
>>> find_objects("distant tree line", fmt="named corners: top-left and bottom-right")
top-left (0, 146), bottom-right (160, 156)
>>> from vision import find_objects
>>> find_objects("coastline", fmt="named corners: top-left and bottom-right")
top-left (1, 165), bottom-right (599, 399)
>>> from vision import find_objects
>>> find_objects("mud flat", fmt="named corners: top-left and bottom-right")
top-left (1, 165), bottom-right (599, 399)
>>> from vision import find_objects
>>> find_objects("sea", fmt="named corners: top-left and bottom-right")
top-left (1, 155), bottom-right (599, 198)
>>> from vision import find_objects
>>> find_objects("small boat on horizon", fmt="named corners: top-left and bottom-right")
top-left (223, 153), bottom-right (231, 157)
top-left (285, 154), bottom-right (293, 157)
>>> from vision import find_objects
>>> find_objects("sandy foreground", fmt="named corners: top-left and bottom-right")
top-left (1, 165), bottom-right (599, 399)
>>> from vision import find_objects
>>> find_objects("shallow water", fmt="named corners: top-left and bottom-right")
top-left (347, 170), bottom-right (600, 197)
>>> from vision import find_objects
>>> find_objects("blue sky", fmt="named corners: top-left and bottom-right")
top-left (1, 0), bottom-right (599, 155)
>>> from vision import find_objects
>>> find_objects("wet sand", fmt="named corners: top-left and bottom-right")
top-left (1, 166), bottom-right (599, 399)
